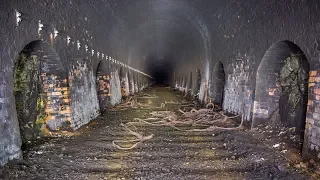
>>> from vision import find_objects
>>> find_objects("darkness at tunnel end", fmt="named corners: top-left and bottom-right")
top-left (146, 56), bottom-right (174, 85)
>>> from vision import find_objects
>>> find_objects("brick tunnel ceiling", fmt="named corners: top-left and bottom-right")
top-left (89, 0), bottom-right (222, 82)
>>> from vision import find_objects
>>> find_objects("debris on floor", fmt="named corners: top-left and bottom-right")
top-left (0, 86), bottom-right (318, 180)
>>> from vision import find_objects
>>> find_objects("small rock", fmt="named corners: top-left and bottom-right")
top-left (273, 144), bottom-right (280, 148)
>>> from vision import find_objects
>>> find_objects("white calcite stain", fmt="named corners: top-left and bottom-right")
top-left (110, 70), bottom-right (122, 106)
top-left (125, 73), bottom-right (130, 96)
top-left (199, 62), bottom-right (210, 103)
top-left (69, 61), bottom-right (100, 129)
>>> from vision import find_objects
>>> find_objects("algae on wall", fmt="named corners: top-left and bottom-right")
top-left (13, 53), bottom-right (47, 145)
top-left (279, 54), bottom-right (309, 132)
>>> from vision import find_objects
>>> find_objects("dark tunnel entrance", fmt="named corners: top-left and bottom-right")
top-left (146, 57), bottom-right (174, 85)
top-left (253, 41), bottom-right (309, 143)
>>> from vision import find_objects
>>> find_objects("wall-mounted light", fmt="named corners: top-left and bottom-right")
top-left (54, 28), bottom-right (59, 39)
top-left (15, 10), bottom-right (21, 26)
top-left (67, 36), bottom-right (71, 45)
top-left (77, 40), bottom-right (81, 50)
top-left (38, 20), bottom-right (44, 36)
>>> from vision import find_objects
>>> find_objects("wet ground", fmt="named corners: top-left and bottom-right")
top-left (0, 85), bottom-right (319, 180)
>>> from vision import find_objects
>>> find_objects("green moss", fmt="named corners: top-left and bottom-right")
top-left (13, 52), bottom-right (48, 143)
top-left (35, 95), bottom-right (47, 128)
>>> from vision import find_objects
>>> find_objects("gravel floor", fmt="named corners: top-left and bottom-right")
top-left (0, 86), bottom-right (317, 180)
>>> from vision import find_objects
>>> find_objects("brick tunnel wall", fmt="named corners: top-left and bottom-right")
top-left (2, 0), bottom-right (320, 165)
top-left (0, 1), bottom-right (152, 165)
top-left (172, 0), bottom-right (320, 159)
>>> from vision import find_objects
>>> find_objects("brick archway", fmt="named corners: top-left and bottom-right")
top-left (13, 40), bottom-right (70, 146)
top-left (252, 41), bottom-right (309, 137)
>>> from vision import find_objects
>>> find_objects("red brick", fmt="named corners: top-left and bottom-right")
top-left (309, 77), bottom-right (315, 83)
top-left (314, 88), bottom-right (320, 95)
top-left (315, 77), bottom-right (320, 83)
top-left (310, 71), bottom-right (317, 77)
top-left (309, 83), bottom-right (316, 88)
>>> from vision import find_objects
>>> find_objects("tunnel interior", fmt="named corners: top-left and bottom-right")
top-left (3, 0), bottom-right (320, 178)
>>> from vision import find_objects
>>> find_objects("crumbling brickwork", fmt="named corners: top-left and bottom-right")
top-left (43, 74), bottom-right (71, 131)
top-left (304, 70), bottom-right (320, 157)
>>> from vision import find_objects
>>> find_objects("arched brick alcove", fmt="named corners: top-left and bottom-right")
top-left (252, 41), bottom-right (309, 138)
top-left (13, 40), bottom-right (70, 146)
top-left (95, 60), bottom-right (111, 110)
top-left (211, 62), bottom-right (225, 106)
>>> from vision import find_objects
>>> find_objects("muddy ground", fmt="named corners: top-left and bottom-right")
top-left (0, 85), bottom-right (319, 180)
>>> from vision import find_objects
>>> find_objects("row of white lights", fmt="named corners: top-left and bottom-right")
top-left (15, 10), bottom-right (153, 79)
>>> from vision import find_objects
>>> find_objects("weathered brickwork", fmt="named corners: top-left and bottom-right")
top-left (68, 61), bottom-right (100, 129)
top-left (3, 0), bottom-right (320, 165)
top-left (129, 71), bottom-right (135, 95)
top-left (223, 53), bottom-right (256, 121)
top-left (191, 69), bottom-right (201, 97)
top-left (304, 70), bottom-right (320, 158)
top-left (110, 69), bottom-right (122, 106)
top-left (42, 74), bottom-right (71, 131)
top-left (120, 69), bottom-right (130, 98)
top-left (95, 60), bottom-right (112, 110)
top-left (134, 72), bottom-right (139, 93)
top-left (96, 74), bottom-right (111, 109)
